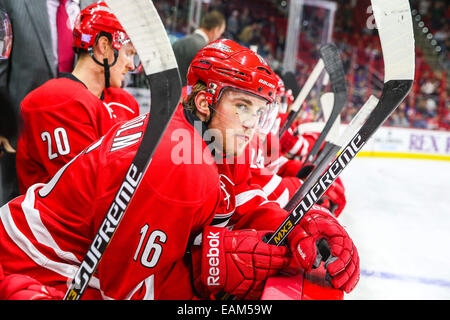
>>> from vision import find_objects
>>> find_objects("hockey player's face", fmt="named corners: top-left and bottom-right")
top-left (110, 42), bottom-right (137, 88)
top-left (209, 89), bottom-right (268, 157)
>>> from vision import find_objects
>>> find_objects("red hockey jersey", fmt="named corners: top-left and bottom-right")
top-left (2, 104), bottom-right (220, 299)
top-left (16, 75), bottom-right (139, 193)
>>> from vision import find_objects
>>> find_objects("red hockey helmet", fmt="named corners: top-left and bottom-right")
top-left (73, 1), bottom-right (129, 51)
top-left (275, 73), bottom-right (286, 98)
top-left (187, 39), bottom-right (278, 105)
top-left (274, 74), bottom-right (295, 113)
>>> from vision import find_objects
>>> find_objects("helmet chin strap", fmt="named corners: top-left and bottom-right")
top-left (88, 47), bottom-right (119, 88)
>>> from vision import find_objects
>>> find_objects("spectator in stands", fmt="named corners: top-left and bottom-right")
top-left (238, 7), bottom-right (252, 31)
top-left (227, 10), bottom-right (240, 40)
top-left (0, 0), bottom-right (97, 204)
top-left (172, 10), bottom-right (226, 86)
top-left (389, 102), bottom-right (410, 127)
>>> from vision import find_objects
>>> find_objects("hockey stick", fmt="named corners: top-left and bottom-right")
top-left (64, 0), bottom-right (181, 300)
top-left (278, 58), bottom-right (325, 138)
top-left (267, 0), bottom-right (414, 246)
top-left (259, 96), bottom-right (378, 300)
top-left (288, 94), bottom-right (379, 212)
top-left (295, 92), bottom-right (342, 179)
top-left (313, 95), bottom-right (379, 168)
top-left (302, 44), bottom-right (347, 165)
top-left (280, 71), bottom-right (301, 100)
top-left (312, 93), bottom-right (341, 166)
top-left (294, 93), bottom-right (334, 134)
top-left (286, 93), bottom-right (335, 157)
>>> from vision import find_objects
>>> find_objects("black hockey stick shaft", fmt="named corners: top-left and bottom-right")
top-left (303, 44), bottom-right (347, 165)
top-left (268, 79), bottom-right (413, 246)
top-left (311, 99), bottom-right (378, 173)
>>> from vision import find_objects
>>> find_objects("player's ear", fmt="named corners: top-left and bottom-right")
top-left (95, 35), bottom-right (113, 59)
top-left (194, 91), bottom-right (212, 122)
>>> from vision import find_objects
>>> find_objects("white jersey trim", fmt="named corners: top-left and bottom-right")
top-left (22, 184), bottom-right (81, 264)
top-left (0, 197), bottom-right (101, 291)
top-left (235, 189), bottom-right (268, 207)
top-left (125, 275), bottom-right (155, 300)
top-left (262, 174), bottom-right (282, 196)
top-left (287, 135), bottom-right (307, 157)
top-left (275, 189), bottom-right (290, 208)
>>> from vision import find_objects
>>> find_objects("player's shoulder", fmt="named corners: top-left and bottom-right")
top-left (100, 111), bottom-right (220, 204)
top-left (150, 105), bottom-right (221, 204)
top-left (21, 77), bottom-right (95, 111)
top-left (103, 87), bottom-right (138, 104)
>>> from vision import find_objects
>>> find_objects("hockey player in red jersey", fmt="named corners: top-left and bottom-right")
top-left (0, 39), bottom-right (358, 300)
top-left (16, 1), bottom-right (140, 193)
top-left (185, 40), bottom-right (358, 298)
top-left (244, 74), bottom-right (347, 217)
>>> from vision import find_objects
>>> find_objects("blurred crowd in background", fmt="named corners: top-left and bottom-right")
top-left (154, 0), bottom-right (449, 130)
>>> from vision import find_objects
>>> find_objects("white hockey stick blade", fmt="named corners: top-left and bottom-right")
top-left (105, 0), bottom-right (178, 76)
top-left (320, 92), bottom-right (334, 121)
top-left (297, 122), bottom-right (326, 135)
top-left (372, 0), bottom-right (415, 83)
top-left (278, 59), bottom-right (325, 138)
top-left (320, 93), bottom-right (340, 141)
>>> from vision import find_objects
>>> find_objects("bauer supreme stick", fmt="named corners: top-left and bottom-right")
top-left (288, 95), bottom-right (379, 213)
top-left (267, 0), bottom-right (415, 246)
top-left (64, 0), bottom-right (181, 300)
top-left (258, 95), bottom-right (379, 300)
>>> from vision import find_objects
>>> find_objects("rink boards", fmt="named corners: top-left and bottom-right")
top-left (349, 125), bottom-right (450, 161)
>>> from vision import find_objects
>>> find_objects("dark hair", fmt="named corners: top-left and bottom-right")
top-left (200, 10), bottom-right (225, 31)
top-left (184, 81), bottom-right (207, 112)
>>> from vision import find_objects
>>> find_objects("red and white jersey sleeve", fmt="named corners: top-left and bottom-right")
top-left (250, 167), bottom-right (301, 208)
top-left (245, 135), bottom-right (302, 208)
top-left (2, 104), bottom-right (221, 299)
top-left (284, 131), bottom-right (320, 159)
top-left (212, 149), bottom-right (290, 234)
top-left (16, 78), bottom-right (116, 193)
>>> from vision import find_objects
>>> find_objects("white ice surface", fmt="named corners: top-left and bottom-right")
top-left (339, 157), bottom-right (450, 300)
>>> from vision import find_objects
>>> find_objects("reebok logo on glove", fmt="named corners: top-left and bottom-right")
top-left (206, 231), bottom-right (220, 286)
top-left (193, 226), bottom-right (290, 299)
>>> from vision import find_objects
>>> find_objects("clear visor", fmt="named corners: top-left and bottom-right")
top-left (257, 102), bottom-right (280, 135)
top-left (233, 100), bottom-right (276, 133)
top-left (118, 39), bottom-right (142, 71)
top-left (214, 88), bottom-right (274, 131)
top-left (0, 9), bottom-right (12, 60)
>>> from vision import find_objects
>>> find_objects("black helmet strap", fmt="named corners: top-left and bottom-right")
top-left (88, 31), bottom-right (119, 88)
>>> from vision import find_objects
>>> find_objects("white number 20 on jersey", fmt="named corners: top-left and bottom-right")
top-left (41, 127), bottom-right (71, 160)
